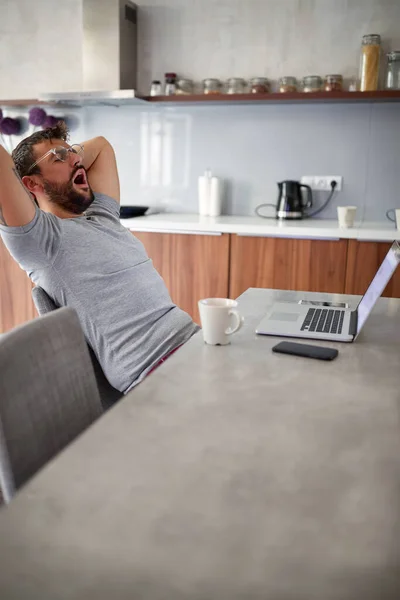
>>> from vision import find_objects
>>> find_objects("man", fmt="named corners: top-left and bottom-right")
top-left (0, 123), bottom-right (198, 393)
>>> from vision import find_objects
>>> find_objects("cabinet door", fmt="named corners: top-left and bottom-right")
top-left (0, 238), bottom-right (37, 333)
top-left (345, 240), bottom-right (400, 298)
top-left (230, 236), bottom-right (348, 298)
top-left (133, 232), bottom-right (230, 323)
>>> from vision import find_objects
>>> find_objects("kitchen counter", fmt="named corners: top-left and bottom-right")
top-left (1, 288), bottom-right (400, 599)
top-left (121, 213), bottom-right (400, 241)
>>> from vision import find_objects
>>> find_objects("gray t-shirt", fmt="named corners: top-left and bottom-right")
top-left (0, 193), bottom-right (198, 393)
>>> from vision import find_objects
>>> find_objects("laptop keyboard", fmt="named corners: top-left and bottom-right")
top-left (301, 308), bottom-right (345, 335)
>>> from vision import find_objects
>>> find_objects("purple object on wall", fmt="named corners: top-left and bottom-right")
top-left (0, 117), bottom-right (22, 135)
top-left (42, 115), bottom-right (59, 129)
top-left (29, 107), bottom-right (47, 126)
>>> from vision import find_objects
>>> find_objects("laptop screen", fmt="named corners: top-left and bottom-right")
top-left (356, 241), bottom-right (400, 335)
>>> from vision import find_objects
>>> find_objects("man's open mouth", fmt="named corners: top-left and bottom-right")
top-left (72, 169), bottom-right (88, 187)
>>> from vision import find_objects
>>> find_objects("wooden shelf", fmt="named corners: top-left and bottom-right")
top-left (1, 90), bottom-right (400, 109)
top-left (0, 99), bottom-right (45, 107)
top-left (144, 90), bottom-right (400, 105)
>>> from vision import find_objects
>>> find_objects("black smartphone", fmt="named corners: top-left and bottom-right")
top-left (272, 341), bottom-right (338, 361)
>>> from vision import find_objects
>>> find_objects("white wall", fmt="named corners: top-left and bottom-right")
top-left (1, 0), bottom-right (400, 98)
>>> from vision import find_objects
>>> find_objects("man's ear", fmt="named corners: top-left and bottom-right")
top-left (22, 175), bottom-right (43, 196)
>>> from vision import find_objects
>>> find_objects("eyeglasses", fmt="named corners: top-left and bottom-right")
top-left (28, 144), bottom-right (84, 174)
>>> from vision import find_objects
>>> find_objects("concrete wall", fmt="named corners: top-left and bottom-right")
top-left (136, 0), bottom-right (400, 93)
top-left (1, 0), bottom-right (399, 97)
top-left (0, 0), bottom-right (82, 99)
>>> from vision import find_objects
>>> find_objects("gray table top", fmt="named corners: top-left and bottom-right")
top-left (1, 288), bottom-right (400, 600)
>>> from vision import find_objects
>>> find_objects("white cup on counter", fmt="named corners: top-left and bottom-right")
top-left (198, 298), bottom-right (244, 345)
top-left (386, 209), bottom-right (400, 230)
top-left (337, 206), bottom-right (357, 228)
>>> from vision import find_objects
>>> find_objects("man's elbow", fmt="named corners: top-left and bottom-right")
top-left (98, 136), bottom-right (112, 149)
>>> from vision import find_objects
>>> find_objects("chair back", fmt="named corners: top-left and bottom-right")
top-left (32, 287), bottom-right (122, 410)
top-left (0, 308), bottom-right (103, 503)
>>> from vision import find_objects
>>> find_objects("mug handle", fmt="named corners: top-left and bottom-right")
top-left (225, 310), bottom-right (244, 336)
top-left (386, 209), bottom-right (396, 223)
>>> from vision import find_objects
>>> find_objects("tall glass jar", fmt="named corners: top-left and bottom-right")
top-left (359, 34), bottom-right (381, 91)
top-left (386, 51), bottom-right (400, 89)
top-left (203, 78), bottom-right (222, 94)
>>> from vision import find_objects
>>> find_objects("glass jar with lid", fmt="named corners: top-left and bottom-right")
top-left (202, 78), bottom-right (222, 94)
top-left (279, 76), bottom-right (297, 93)
top-left (359, 34), bottom-right (381, 91)
top-left (302, 75), bottom-right (322, 92)
top-left (150, 80), bottom-right (162, 96)
top-left (250, 77), bottom-right (270, 94)
top-left (226, 78), bottom-right (247, 94)
top-left (176, 78), bottom-right (194, 95)
top-left (324, 74), bottom-right (343, 92)
top-left (164, 72), bottom-right (177, 96)
top-left (348, 77), bottom-right (358, 92)
top-left (386, 51), bottom-right (400, 89)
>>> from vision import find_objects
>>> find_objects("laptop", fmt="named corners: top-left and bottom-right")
top-left (256, 241), bottom-right (400, 343)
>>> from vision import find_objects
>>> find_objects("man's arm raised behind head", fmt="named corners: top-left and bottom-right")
top-left (81, 136), bottom-right (120, 204)
top-left (0, 145), bottom-right (36, 228)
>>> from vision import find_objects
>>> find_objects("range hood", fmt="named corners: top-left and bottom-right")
top-left (39, 0), bottom-right (139, 106)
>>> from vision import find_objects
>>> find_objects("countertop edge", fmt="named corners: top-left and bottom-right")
top-left (120, 214), bottom-right (400, 242)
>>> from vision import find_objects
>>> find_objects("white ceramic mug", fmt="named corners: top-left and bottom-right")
top-left (337, 206), bottom-right (357, 228)
top-left (198, 298), bottom-right (244, 345)
top-left (386, 209), bottom-right (400, 230)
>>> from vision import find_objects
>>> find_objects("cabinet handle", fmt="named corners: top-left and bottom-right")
top-left (130, 229), bottom-right (222, 236)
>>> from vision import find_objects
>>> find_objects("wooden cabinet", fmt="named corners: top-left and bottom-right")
top-left (0, 238), bottom-right (37, 333)
top-left (229, 236), bottom-right (348, 298)
top-left (2, 232), bottom-right (399, 335)
top-left (345, 240), bottom-right (400, 297)
top-left (133, 232), bottom-right (230, 323)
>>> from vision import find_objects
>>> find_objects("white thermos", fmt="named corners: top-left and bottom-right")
top-left (198, 170), bottom-right (223, 217)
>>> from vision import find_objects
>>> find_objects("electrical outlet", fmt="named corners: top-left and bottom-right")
top-left (300, 176), bottom-right (343, 191)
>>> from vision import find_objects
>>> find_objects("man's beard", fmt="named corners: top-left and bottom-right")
top-left (43, 169), bottom-right (95, 215)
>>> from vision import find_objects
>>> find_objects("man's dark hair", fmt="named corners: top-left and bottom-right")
top-left (12, 121), bottom-right (69, 179)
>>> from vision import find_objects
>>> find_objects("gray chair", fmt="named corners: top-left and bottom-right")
top-left (32, 287), bottom-right (122, 410)
top-left (0, 308), bottom-right (103, 504)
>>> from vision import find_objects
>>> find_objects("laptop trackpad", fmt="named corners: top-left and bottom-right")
top-left (269, 312), bottom-right (300, 322)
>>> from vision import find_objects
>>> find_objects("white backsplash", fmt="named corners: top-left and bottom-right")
top-left (2, 100), bottom-right (399, 221)
top-left (82, 101), bottom-right (400, 221)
